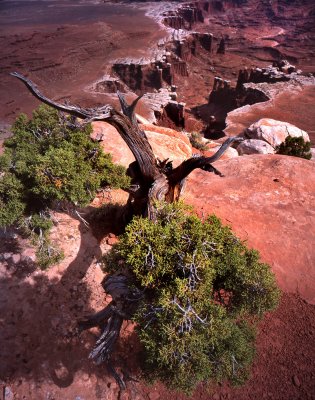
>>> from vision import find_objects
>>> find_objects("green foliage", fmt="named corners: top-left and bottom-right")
top-left (0, 105), bottom-right (130, 228)
top-left (188, 132), bottom-right (208, 151)
top-left (0, 105), bottom-right (129, 268)
top-left (36, 240), bottom-right (64, 270)
top-left (276, 135), bottom-right (312, 159)
top-left (19, 211), bottom-right (64, 269)
top-left (104, 202), bottom-right (280, 393)
top-left (0, 172), bottom-right (25, 227)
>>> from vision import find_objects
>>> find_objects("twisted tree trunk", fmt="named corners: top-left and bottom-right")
top-left (11, 71), bottom-right (242, 388)
top-left (11, 72), bottom-right (242, 220)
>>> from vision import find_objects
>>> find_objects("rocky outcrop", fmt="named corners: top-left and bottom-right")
top-left (174, 32), bottom-right (213, 61)
top-left (236, 61), bottom-right (297, 90)
top-left (246, 118), bottom-right (310, 148)
top-left (162, 2), bottom-right (206, 30)
top-left (237, 139), bottom-right (275, 155)
top-left (113, 60), bottom-right (170, 93)
top-left (163, 15), bottom-right (185, 30)
top-left (140, 89), bottom-right (186, 127)
top-left (113, 49), bottom-right (190, 94)
top-left (217, 37), bottom-right (226, 54)
top-left (91, 76), bottom-right (125, 93)
top-left (208, 76), bottom-right (238, 111)
top-left (91, 121), bottom-right (192, 168)
top-left (183, 155), bottom-right (315, 304)
top-left (210, 60), bottom-right (300, 109)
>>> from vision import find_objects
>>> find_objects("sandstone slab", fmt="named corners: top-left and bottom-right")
top-left (246, 118), bottom-right (310, 148)
top-left (183, 155), bottom-right (315, 304)
top-left (92, 121), bottom-right (192, 168)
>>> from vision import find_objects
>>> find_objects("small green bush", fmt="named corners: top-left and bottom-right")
top-left (188, 132), bottom-right (208, 151)
top-left (0, 105), bottom-right (129, 226)
top-left (104, 202), bottom-right (280, 393)
top-left (0, 105), bottom-right (129, 266)
top-left (18, 211), bottom-right (64, 269)
top-left (276, 135), bottom-right (312, 159)
top-left (0, 105), bottom-right (130, 226)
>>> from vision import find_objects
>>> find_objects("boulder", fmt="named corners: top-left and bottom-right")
top-left (91, 121), bottom-right (192, 168)
top-left (183, 155), bottom-right (315, 304)
top-left (237, 139), bottom-right (275, 155)
top-left (246, 118), bottom-right (310, 148)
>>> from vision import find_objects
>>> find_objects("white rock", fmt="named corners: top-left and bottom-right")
top-left (246, 118), bottom-right (310, 148)
top-left (3, 253), bottom-right (13, 260)
top-left (4, 387), bottom-right (14, 400)
top-left (11, 254), bottom-right (21, 264)
top-left (237, 139), bottom-right (275, 155)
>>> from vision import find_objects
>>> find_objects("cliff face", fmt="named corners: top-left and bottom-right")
top-left (112, 29), bottom-right (215, 95)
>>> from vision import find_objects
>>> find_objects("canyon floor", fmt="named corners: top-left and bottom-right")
top-left (0, 0), bottom-right (315, 399)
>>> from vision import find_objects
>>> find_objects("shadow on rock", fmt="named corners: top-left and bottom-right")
top-left (0, 203), bottom-right (138, 395)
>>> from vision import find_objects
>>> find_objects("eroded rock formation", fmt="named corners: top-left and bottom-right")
top-left (236, 61), bottom-right (298, 90)
top-left (174, 32), bottom-right (213, 61)
top-left (163, 2), bottom-right (205, 30)
top-left (91, 76), bottom-right (126, 93)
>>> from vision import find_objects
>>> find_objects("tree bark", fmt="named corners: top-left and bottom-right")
top-left (11, 72), bottom-right (243, 388)
top-left (11, 72), bottom-right (242, 220)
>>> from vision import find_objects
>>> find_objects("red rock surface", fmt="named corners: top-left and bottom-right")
top-left (92, 121), bottom-right (192, 168)
top-left (183, 154), bottom-right (315, 304)
top-left (139, 124), bottom-right (191, 147)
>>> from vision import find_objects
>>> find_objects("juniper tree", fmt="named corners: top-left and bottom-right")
top-left (7, 72), bottom-right (280, 392)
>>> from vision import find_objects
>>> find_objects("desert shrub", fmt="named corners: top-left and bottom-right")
top-left (0, 105), bottom-right (129, 226)
top-left (0, 105), bottom-right (129, 266)
top-left (188, 132), bottom-right (208, 151)
top-left (0, 172), bottom-right (25, 227)
top-left (276, 135), bottom-right (312, 159)
top-left (19, 211), bottom-right (64, 269)
top-left (104, 202), bottom-right (280, 393)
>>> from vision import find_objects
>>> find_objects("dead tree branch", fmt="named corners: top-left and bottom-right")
top-left (11, 71), bottom-right (243, 389)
